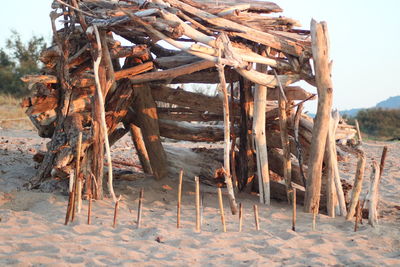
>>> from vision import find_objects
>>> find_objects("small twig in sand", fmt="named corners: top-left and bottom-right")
top-left (177, 169), bottom-right (183, 228)
top-left (292, 188), bottom-right (296, 231)
top-left (87, 194), bottom-right (92, 225)
top-left (253, 204), bottom-right (260, 231)
top-left (137, 188), bottom-right (144, 229)
top-left (113, 196), bottom-right (121, 228)
top-left (217, 187), bottom-right (227, 232)
top-left (195, 176), bottom-right (201, 232)
top-left (239, 203), bottom-right (243, 232)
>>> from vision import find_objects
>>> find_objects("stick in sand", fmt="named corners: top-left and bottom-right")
top-left (195, 176), bottom-right (201, 232)
top-left (217, 187), bottom-right (227, 232)
top-left (292, 188), bottom-right (297, 231)
top-left (87, 194), bottom-right (92, 225)
top-left (137, 188), bottom-right (144, 229)
top-left (354, 200), bottom-right (360, 232)
top-left (64, 171), bottom-right (74, 225)
top-left (113, 198), bottom-right (120, 228)
top-left (239, 203), bottom-right (243, 232)
top-left (177, 169), bottom-right (183, 228)
top-left (76, 132), bottom-right (83, 214)
top-left (379, 146), bottom-right (388, 181)
top-left (253, 204), bottom-right (260, 231)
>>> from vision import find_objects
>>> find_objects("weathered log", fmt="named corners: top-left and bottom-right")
top-left (252, 61), bottom-right (270, 205)
top-left (164, 0), bottom-right (311, 57)
top-left (129, 60), bottom-right (215, 84)
top-left (304, 20), bottom-right (334, 213)
top-left (129, 123), bottom-right (153, 174)
top-left (132, 83), bottom-right (168, 180)
top-left (237, 77), bottom-right (256, 191)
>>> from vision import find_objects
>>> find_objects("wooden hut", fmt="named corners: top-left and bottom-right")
top-left (21, 0), bottom-right (355, 216)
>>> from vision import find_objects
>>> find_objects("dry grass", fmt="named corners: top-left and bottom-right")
top-left (0, 94), bottom-right (34, 130)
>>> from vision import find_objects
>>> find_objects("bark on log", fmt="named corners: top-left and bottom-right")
top-left (304, 20), bottom-right (334, 213)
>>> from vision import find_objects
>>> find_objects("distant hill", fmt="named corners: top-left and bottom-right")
top-left (340, 95), bottom-right (400, 117)
top-left (376, 96), bottom-right (400, 109)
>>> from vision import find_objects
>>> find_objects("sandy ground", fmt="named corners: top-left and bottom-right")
top-left (0, 129), bottom-right (399, 266)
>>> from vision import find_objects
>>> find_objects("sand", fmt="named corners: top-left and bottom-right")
top-left (0, 129), bottom-right (399, 266)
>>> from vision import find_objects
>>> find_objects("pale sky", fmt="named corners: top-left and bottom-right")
top-left (1, 0), bottom-right (399, 112)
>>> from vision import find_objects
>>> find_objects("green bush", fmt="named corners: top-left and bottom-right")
top-left (0, 31), bottom-right (46, 96)
top-left (356, 108), bottom-right (400, 139)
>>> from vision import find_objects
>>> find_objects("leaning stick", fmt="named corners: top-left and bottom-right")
top-left (113, 198), bottom-right (120, 228)
top-left (379, 146), bottom-right (388, 181)
top-left (76, 132), bottom-right (83, 213)
top-left (87, 194), bottom-right (92, 225)
top-left (137, 188), bottom-right (144, 228)
top-left (346, 151), bottom-right (366, 220)
top-left (195, 176), bottom-right (201, 232)
top-left (177, 169), bottom-right (183, 228)
top-left (253, 204), bottom-right (260, 231)
top-left (292, 188), bottom-right (297, 231)
top-left (239, 203), bottom-right (243, 232)
top-left (355, 119), bottom-right (362, 144)
top-left (216, 52), bottom-right (238, 214)
top-left (217, 187), bottom-right (227, 232)
top-left (92, 25), bottom-right (117, 203)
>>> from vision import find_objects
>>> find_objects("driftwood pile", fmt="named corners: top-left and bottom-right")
top-left (22, 0), bottom-right (357, 216)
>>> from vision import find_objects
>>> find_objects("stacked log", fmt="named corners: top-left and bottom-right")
top-left (21, 0), bottom-right (356, 213)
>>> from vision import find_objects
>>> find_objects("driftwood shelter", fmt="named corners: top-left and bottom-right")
top-left (21, 0), bottom-right (357, 216)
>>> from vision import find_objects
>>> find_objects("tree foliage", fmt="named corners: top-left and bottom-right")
top-left (356, 108), bottom-right (400, 139)
top-left (0, 31), bottom-right (47, 96)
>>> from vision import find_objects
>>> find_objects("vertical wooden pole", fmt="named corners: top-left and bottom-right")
top-left (252, 61), bottom-right (270, 205)
top-left (65, 171), bottom-right (74, 225)
top-left (277, 85), bottom-right (292, 203)
top-left (129, 123), bottom-right (153, 174)
top-left (304, 20), bottom-right (334, 213)
top-left (195, 176), bottom-right (201, 232)
top-left (76, 132), bottom-right (83, 213)
top-left (346, 151), bottom-right (366, 220)
top-left (239, 203), bottom-right (243, 232)
top-left (137, 188), bottom-right (144, 228)
top-left (177, 169), bottom-right (183, 228)
top-left (368, 161), bottom-right (380, 227)
top-left (92, 26), bottom-right (116, 203)
top-left (253, 204), bottom-right (260, 231)
top-left (238, 77), bottom-right (256, 191)
top-left (87, 194), bottom-right (92, 225)
top-left (355, 119), bottom-right (362, 144)
top-left (292, 188), bottom-right (296, 231)
top-left (217, 187), bottom-right (227, 232)
top-left (216, 63), bottom-right (238, 214)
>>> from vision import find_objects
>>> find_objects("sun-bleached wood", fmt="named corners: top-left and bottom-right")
top-left (304, 20), bottom-right (334, 213)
